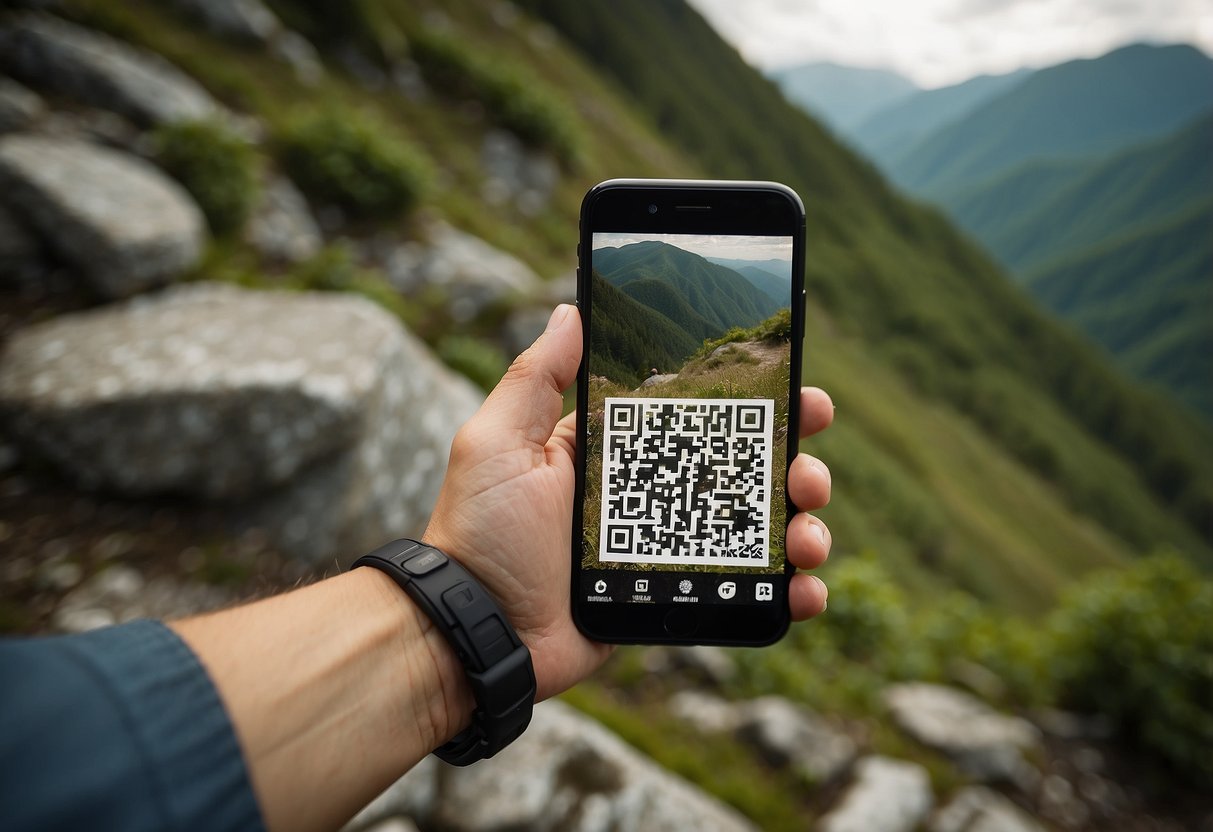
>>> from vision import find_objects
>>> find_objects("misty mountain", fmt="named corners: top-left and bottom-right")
top-left (704, 256), bottom-right (791, 304)
top-left (887, 43), bottom-right (1213, 196)
top-left (594, 241), bottom-right (781, 334)
top-left (851, 68), bottom-right (1032, 164)
top-left (768, 61), bottom-right (918, 133)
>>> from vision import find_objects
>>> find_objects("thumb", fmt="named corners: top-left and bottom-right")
top-left (471, 304), bottom-right (582, 449)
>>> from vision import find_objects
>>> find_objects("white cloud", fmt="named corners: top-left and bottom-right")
top-left (687, 0), bottom-right (1213, 87)
top-left (593, 233), bottom-right (793, 262)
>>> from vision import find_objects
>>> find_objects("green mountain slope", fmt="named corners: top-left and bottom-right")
top-left (1026, 198), bottom-right (1213, 417)
top-left (888, 44), bottom-right (1213, 196)
top-left (949, 111), bottom-right (1213, 275)
top-left (594, 241), bottom-right (780, 330)
top-left (522, 0), bottom-right (1213, 591)
top-left (852, 68), bottom-right (1032, 164)
top-left (588, 270), bottom-right (701, 386)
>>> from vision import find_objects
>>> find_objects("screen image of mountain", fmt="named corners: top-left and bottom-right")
top-left (588, 241), bottom-right (788, 386)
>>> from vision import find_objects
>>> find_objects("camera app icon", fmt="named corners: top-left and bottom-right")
top-left (717, 581), bottom-right (737, 599)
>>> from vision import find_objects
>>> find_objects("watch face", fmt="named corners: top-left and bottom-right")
top-left (572, 181), bottom-right (804, 645)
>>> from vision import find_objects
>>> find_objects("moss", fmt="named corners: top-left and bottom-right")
top-left (153, 120), bottom-right (260, 236)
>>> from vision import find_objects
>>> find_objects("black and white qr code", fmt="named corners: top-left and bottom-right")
top-left (599, 397), bottom-right (773, 566)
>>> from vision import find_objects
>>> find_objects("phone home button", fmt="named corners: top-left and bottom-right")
top-left (663, 608), bottom-right (698, 637)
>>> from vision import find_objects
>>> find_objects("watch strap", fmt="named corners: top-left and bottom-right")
top-left (352, 539), bottom-right (535, 765)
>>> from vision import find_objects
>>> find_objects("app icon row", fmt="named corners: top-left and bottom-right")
top-left (590, 577), bottom-right (773, 601)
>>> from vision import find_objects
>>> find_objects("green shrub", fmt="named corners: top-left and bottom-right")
top-left (437, 335), bottom-right (509, 392)
top-left (153, 120), bottom-right (259, 236)
top-left (288, 244), bottom-right (409, 321)
top-left (278, 107), bottom-right (430, 219)
top-left (410, 28), bottom-right (582, 165)
top-left (1047, 555), bottom-right (1213, 788)
top-left (817, 554), bottom-right (908, 661)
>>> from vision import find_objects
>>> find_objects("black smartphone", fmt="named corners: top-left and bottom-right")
top-left (572, 179), bottom-right (806, 645)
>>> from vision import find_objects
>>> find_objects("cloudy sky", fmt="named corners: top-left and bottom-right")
top-left (594, 233), bottom-right (793, 263)
top-left (686, 0), bottom-right (1213, 88)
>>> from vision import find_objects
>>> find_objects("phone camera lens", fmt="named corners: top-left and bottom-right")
top-left (647, 203), bottom-right (658, 214)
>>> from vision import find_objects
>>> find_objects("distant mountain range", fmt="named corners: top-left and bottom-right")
top-left (773, 42), bottom-right (1213, 419)
top-left (768, 61), bottom-right (918, 134)
top-left (590, 241), bottom-right (783, 384)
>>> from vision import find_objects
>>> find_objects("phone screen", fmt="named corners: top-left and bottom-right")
top-left (574, 182), bottom-right (803, 643)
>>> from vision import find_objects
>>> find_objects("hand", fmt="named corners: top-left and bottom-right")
top-left (424, 304), bottom-right (834, 700)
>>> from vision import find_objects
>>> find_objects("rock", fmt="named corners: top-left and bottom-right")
top-left (0, 199), bottom-right (44, 285)
top-left (246, 175), bottom-right (322, 264)
top-left (0, 283), bottom-right (482, 562)
top-left (666, 644), bottom-right (737, 685)
top-left (818, 756), bottom-right (934, 832)
top-left (170, 0), bottom-right (282, 44)
top-left (385, 221), bottom-right (541, 322)
top-left (52, 565), bottom-right (232, 633)
top-left (1038, 774), bottom-right (1089, 828)
top-left (1028, 708), bottom-right (1114, 741)
top-left (639, 373), bottom-right (677, 388)
top-left (480, 129), bottom-right (560, 216)
top-left (667, 689), bottom-right (741, 734)
top-left (0, 13), bottom-right (221, 127)
top-left (348, 700), bottom-right (758, 832)
top-left (930, 786), bottom-right (1045, 832)
top-left (0, 77), bottom-right (44, 133)
top-left (733, 695), bottom-right (857, 784)
top-left (884, 683), bottom-right (1040, 784)
top-left (0, 134), bottom-right (205, 298)
top-left (271, 30), bottom-right (324, 86)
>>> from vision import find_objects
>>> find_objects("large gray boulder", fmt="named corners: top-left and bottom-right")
top-left (0, 134), bottom-right (206, 298)
top-left (0, 283), bottom-right (483, 561)
top-left (347, 700), bottom-right (758, 832)
top-left (884, 683), bottom-right (1040, 784)
top-left (0, 13), bottom-right (220, 127)
top-left (818, 756), bottom-right (934, 832)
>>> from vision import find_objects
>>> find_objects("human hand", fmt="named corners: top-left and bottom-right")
top-left (423, 304), bottom-right (834, 701)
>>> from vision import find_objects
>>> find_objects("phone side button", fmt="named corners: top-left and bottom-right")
top-left (663, 608), bottom-right (698, 637)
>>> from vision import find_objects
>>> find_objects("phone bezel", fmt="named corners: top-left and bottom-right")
top-left (572, 179), bottom-right (807, 645)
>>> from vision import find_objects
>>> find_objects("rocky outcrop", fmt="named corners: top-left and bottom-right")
top-left (0, 134), bottom-right (205, 297)
top-left (170, 0), bottom-right (282, 44)
top-left (246, 175), bottom-right (322, 264)
top-left (930, 786), bottom-right (1045, 832)
top-left (0, 13), bottom-right (221, 127)
top-left (818, 756), bottom-right (934, 832)
top-left (385, 221), bottom-right (541, 322)
top-left (346, 700), bottom-right (758, 832)
top-left (733, 695), bottom-right (858, 784)
top-left (0, 283), bottom-right (482, 561)
top-left (884, 683), bottom-right (1040, 784)
top-left (0, 78), bottom-right (44, 133)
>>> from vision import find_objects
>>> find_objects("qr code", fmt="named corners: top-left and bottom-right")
top-left (599, 397), bottom-right (773, 566)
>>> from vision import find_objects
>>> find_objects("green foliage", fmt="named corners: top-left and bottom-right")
top-left (695, 309), bottom-right (793, 359)
top-left (287, 244), bottom-right (409, 321)
top-left (436, 335), bottom-right (508, 392)
top-left (153, 120), bottom-right (259, 236)
top-left (277, 107), bottom-right (430, 219)
top-left (816, 554), bottom-right (908, 661)
top-left (409, 27), bottom-right (582, 164)
top-left (1047, 555), bottom-right (1213, 788)
top-left (588, 271), bottom-right (699, 387)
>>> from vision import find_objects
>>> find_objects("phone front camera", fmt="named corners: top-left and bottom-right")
top-left (647, 203), bottom-right (658, 214)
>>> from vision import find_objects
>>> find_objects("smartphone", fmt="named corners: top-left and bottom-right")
top-left (572, 179), bottom-right (806, 645)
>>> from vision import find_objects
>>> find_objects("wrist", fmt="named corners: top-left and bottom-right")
top-left (355, 567), bottom-right (475, 753)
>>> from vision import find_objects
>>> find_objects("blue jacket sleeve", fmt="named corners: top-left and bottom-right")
top-left (0, 619), bottom-right (266, 832)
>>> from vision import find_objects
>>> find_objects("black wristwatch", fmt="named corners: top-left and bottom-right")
top-left (351, 539), bottom-right (536, 765)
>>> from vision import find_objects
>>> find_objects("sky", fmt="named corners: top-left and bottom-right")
top-left (686, 0), bottom-right (1213, 88)
top-left (593, 233), bottom-right (793, 265)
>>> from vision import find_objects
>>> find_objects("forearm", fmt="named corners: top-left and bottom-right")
top-left (170, 568), bottom-right (473, 832)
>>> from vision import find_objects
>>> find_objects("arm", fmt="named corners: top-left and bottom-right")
top-left (172, 303), bottom-right (834, 832)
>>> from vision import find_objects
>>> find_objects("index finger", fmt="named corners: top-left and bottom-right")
top-left (799, 387), bottom-right (834, 439)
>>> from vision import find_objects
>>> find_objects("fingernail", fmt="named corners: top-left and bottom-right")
top-left (545, 303), bottom-right (572, 333)
top-left (811, 575), bottom-right (828, 610)
top-left (810, 520), bottom-right (826, 546)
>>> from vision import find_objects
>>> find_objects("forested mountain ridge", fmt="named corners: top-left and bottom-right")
top-left (595, 241), bottom-right (780, 332)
